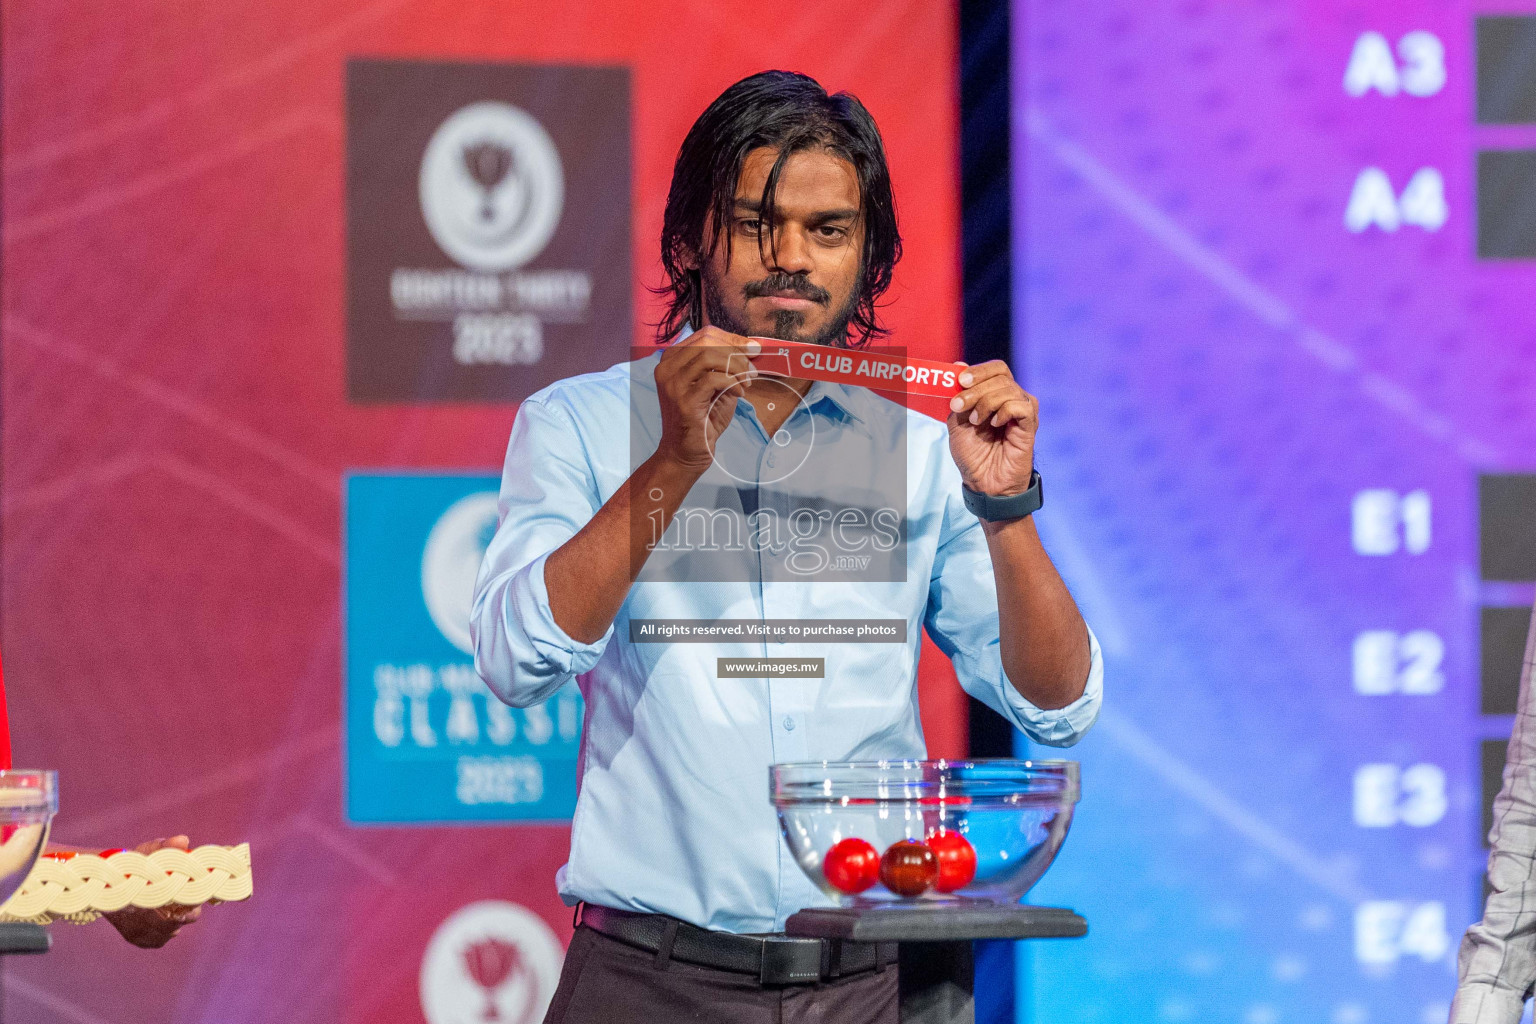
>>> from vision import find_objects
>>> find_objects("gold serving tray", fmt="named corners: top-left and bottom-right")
top-left (0, 844), bottom-right (252, 924)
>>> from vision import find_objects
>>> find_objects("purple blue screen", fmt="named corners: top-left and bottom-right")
top-left (1013, 2), bottom-right (1536, 1021)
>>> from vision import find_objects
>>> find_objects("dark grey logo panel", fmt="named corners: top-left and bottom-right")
top-left (346, 59), bottom-right (631, 402)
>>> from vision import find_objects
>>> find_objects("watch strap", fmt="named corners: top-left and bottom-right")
top-left (962, 470), bottom-right (1043, 522)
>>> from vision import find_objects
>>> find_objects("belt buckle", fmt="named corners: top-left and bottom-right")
top-left (759, 937), bottom-right (825, 986)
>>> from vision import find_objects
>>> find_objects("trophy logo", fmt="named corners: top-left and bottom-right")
top-left (419, 101), bottom-right (565, 272)
top-left (420, 901), bottom-right (562, 1024)
top-left (420, 491), bottom-right (501, 656)
top-left (463, 141), bottom-right (515, 223)
top-left (463, 936), bottom-right (523, 1021)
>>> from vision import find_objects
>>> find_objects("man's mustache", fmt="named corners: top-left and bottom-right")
top-left (743, 274), bottom-right (830, 305)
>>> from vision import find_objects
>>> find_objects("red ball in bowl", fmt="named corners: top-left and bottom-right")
top-left (879, 839), bottom-right (938, 897)
top-left (823, 838), bottom-right (880, 894)
top-left (925, 830), bottom-right (977, 892)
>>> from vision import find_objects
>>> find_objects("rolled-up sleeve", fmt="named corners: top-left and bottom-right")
top-left (1453, 599), bottom-right (1536, 1023)
top-left (471, 394), bottom-right (613, 708)
top-left (922, 485), bottom-right (1103, 748)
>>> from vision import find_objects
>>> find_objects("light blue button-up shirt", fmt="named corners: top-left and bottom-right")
top-left (471, 343), bottom-right (1103, 933)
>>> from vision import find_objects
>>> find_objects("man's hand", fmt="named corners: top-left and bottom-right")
top-left (103, 835), bottom-right (203, 949)
top-left (653, 327), bottom-right (760, 474)
top-left (944, 359), bottom-right (1090, 710)
top-left (544, 327), bottom-right (762, 644)
top-left (945, 360), bottom-right (1037, 496)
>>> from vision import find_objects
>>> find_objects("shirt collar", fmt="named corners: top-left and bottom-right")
top-left (805, 379), bottom-right (875, 431)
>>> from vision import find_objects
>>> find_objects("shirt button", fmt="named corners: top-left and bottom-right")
top-left (782, 717), bottom-right (795, 732)
top-left (766, 455), bottom-right (776, 468)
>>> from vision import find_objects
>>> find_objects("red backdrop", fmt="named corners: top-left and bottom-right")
top-left (1, 2), bottom-right (963, 1019)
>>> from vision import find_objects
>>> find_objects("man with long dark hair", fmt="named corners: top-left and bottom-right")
top-left (472, 71), bottom-right (1102, 1022)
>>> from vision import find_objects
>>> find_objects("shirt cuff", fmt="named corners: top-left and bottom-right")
top-left (997, 624), bottom-right (1104, 747)
top-left (510, 550), bottom-right (613, 679)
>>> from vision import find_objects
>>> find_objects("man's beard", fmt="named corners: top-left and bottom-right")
top-left (702, 268), bottom-right (860, 348)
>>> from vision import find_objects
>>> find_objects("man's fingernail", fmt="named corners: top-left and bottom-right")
top-left (969, 411), bottom-right (980, 425)
top-left (746, 339), bottom-right (761, 355)
top-left (959, 372), bottom-right (973, 387)
top-left (949, 396), bottom-right (965, 412)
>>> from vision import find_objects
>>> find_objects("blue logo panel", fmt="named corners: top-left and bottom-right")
top-left (345, 472), bottom-right (580, 823)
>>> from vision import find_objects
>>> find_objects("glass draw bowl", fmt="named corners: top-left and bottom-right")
top-left (772, 759), bottom-right (1078, 905)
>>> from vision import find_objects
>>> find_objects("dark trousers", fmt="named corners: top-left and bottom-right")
top-left (543, 924), bottom-right (901, 1024)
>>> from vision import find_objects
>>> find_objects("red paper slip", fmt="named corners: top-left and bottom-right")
top-left (747, 338), bottom-right (964, 398)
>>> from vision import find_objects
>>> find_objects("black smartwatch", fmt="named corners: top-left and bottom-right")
top-left (962, 470), bottom-right (1043, 522)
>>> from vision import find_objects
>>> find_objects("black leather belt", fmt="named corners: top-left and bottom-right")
top-left (579, 903), bottom-right (898, 986)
